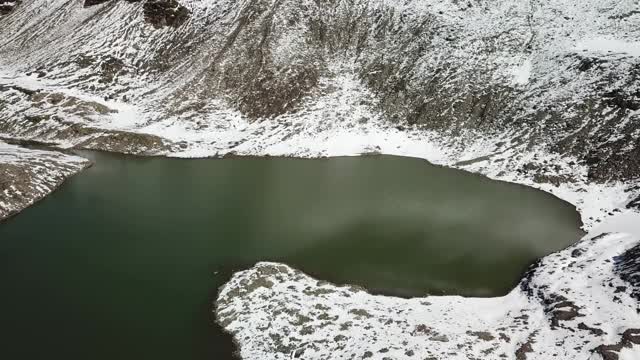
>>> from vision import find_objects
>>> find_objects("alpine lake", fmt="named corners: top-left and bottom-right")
top-left (0, 151), bottom-right (583, 359)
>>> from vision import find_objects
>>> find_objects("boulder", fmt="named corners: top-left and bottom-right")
top-left (0, 0), bottom-right (19, 15)
top-left (143, 0), bottom-right (189, 28)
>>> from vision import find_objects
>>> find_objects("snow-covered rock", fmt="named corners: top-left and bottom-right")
top-left (0, 141), bottom-right (90, 221)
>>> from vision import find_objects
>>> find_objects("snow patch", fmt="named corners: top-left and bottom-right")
top-left (511, 58), bottom-right (532, 85)
top-left (575, 37), bottom-right (640, 57)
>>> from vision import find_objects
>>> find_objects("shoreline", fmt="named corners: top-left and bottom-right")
top-left (0, 141), bottom-right (91, 223)
top-left (215, 229), bottom-right (640, 360)
top-left (1, 142), bottom-right (597, 227)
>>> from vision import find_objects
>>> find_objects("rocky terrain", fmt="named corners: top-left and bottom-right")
top-left (0, 0), bottom-right (639, 359)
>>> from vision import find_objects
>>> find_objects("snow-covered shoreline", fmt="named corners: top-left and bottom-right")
top-left (216, 228), bottom-right (640, 360)
top-left (206, 117), bottom-right (640, 359)
top-left (2, 66), bottom-right (638, 229)
top-left (0, 141), bottom-right (90, 221)
top-left (212, 149), bottom-right (640, 359)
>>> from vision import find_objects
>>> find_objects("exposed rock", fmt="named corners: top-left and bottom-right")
top-left (615, 244), bottom-right (640, 302)
top-left (75, 130), bottom-right (169, 155)
top-left (83, 0), bottom-right (111, 6)
top-left (515, 340), bottom-right (534, 360)
top-left (467, 331), bottom-right (496, 341)
top-left (84, 0), bottom-right (141, 6)
top-left (99, 56), bottom-right (126, 84)
top-left (0, 0), bottom-right (19, 15)
top-left (603, 90), bottom-right (640, 112)
top-left (627, 195), bottom-right (640, 210)
top-left (593, 329), bottom-right (640, 360)
top-left (576, 56), bottom-right (607, 72)
top-left (578, 322), bottom-right (605, 336)
top-left (548, 298), bottom-right (583, 328)
top-left (143, 0), bottom-right (189, 28)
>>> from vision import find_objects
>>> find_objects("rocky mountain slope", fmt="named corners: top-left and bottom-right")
top-left (0, 0), bottom-right (639, 223)
top-left (0, 0), bottom-right (638, 171)
top-left (0, 1), bottom-right (639, 359)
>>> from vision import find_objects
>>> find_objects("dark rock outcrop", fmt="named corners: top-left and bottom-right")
top-left (593, 328), bottom-right (640, 360)
top-left (83, 0), bottom-right (111, 6)
top-left (143, 0), bottom-right (189, 28)
top-left (628, 194), bottom-right (640, 210)
top-left (0, 0), bottom-right (19, 15)
top-left (603, 89), bottom-right (640, 112)
top-left (614, 244), bottom-right (640, 303)
top-left (82, 0), bottom-right (191, 31)
top-left (576, 56), bottom-right (607, 72)
top-left (83, 0), bottom-right (143, 8)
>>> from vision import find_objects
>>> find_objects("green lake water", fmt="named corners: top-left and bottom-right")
top-left (0, 152), bottom-right (583, 359)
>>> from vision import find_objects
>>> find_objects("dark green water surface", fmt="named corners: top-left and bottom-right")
top-left (0, 152), bottom-right (583, 359)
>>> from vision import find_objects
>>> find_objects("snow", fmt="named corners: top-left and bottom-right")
top-left (592, 211), bottom-right (640, 238)
top-left (576, 37), bottom-right (640, 57)
top-left (511, 59), bottom-right (532, 85)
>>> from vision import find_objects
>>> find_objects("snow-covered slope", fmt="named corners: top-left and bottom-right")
top-left (0, 141), bottom-right (90, 221)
